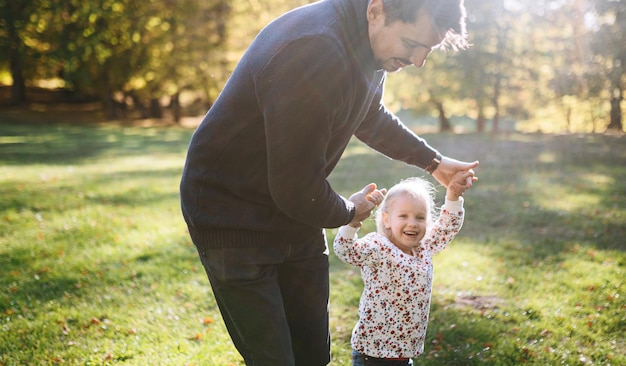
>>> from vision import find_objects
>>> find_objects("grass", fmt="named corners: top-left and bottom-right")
top-left (1, 113), bottom-right (625, 365)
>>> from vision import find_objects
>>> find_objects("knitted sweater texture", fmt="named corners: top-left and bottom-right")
top-left (180, 0), bottom-right (439, 248)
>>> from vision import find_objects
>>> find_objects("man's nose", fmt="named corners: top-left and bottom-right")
top-left (411, 50), bottom-right (430, 68)
top-left (411, 55), bottom-right (426, 68)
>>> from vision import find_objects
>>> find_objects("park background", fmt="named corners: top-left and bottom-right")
top-left (1, 0), bottom-right (625, 365)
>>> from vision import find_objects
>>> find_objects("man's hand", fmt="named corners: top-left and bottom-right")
top-left (432, 157), bottom-right (479, 196)
top-left (348, 183), bottom-right (386, 228)
top-left (446, 169), bottom-right (476, 200)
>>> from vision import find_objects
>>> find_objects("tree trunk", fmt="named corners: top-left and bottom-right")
top-left (99, 68), bottom-right (124, 120)
top-left (434, 101), bottom-right (452, 132)
top-left (129, 91), bottom-right (149, 119)
top-left (170, 92), bottom-right (181, 123)
top-left (492, 110), bottom-right (500, 134)
top-left (100, 81), bottom-right (116, 120)
top-left (607, 95), bottom-right (623, 132)
top-left (149, 98), bottom-right (162, 119)
top-left (6, 3), bottom-right (26, 105)
top-left (476, 106), bottom-right (486, 133)
top-left (492, 74), bottom-right (502, 134)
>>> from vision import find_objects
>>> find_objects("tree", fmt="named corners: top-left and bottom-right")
top-left (386, 0), bottom-right (528, 134)
top-left (457, 0), bottom-right (499, 133)
top-left (0, 0), bottom-right (42, 104)
top-left (27, 0), bottom-right (156, 116)
top-left (535, 0), bottom-right (624, 133)
top-left (590, 0), bottom-right (625, 132)
top-left (384, 46), bottom-right (467, 133)
top-left (2, 0), bottom-right (621, 131)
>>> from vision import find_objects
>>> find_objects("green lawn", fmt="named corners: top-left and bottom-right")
top-left (1, 117), bottom-right (624, 365)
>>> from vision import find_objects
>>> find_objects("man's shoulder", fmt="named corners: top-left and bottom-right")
top-left (252, 3), bottom-right (344, 55)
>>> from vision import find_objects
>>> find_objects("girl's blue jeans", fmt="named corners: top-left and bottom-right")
top-left (352, 350), bottom-right (414, 366)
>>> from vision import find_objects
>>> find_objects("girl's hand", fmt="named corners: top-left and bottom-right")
top-left (366, 188), bottom-right (386, 206)
top-left (447, 169), bottom-right (478, 200)
top-left (432, 157), bottom-right (479, 192)
top-left (348, 183), bottom-right (386, 227)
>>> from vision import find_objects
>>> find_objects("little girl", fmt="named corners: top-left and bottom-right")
top-left (334, 173), bottom-right (470, 366)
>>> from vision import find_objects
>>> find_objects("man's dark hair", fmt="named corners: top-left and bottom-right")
top-left (382, 0), bottom-right (469, 50)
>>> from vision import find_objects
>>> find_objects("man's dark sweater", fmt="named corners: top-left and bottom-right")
top-left (180, 0), bottom-right (439, 248)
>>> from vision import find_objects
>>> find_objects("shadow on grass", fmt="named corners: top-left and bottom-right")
top-left (0, 167), bottom-right (184, 215)
top-left (331, 133), bottom-right (626, 255)
top-left (0, 228), bottom-right (199, 314)
top-left (2, 119), bottom-right (625, 364)
top-left (0, 117), bottom-right (196, 314)
top-left (0, 121), bottom-right (193, 166)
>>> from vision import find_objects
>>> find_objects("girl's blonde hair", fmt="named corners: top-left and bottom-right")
top-left (375, 177), bottom-right (437, 236)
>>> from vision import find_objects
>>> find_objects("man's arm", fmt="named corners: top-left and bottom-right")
top-left (355, 103), bottom-right (441, 169)
top-left (256, 37), bottom-right (356, 228)
top-left (355, 100), bottom-right (479, 191)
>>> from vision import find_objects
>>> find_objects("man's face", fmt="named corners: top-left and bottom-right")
top-left (367, 0), bottom-right (443, 72)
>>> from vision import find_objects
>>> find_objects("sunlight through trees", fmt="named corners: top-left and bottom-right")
top-left (0, 0), bottom-right (623, 132)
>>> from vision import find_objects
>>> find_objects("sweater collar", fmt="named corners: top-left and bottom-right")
top-left (334, 0), bottom-right (378, 71)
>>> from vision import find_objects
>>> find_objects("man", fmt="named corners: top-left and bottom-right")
top-left (180, 0), bottom-right (478, 365)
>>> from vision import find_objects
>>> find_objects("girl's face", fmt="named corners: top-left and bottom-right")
top-left (382, 192), bottom-right (429, 255)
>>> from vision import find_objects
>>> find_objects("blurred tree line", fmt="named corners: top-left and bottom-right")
top-left (0, 0), bottom-right (623, 132)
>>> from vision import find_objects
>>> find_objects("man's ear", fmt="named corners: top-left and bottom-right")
top-left (367, 0), bottom-right (384, 24)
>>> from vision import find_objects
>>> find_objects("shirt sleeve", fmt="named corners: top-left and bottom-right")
top-left (333, 227), bottom-right (382, 267)
top-left (424, 197), bottom-right (465, 255)
top-left (254, 36), bottom-right (356, 228)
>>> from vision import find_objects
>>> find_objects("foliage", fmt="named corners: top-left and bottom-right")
top-left (387, 0), bottom-right (626, 133)
top-left (0, 0), bottom-right (623, 131)
top-left (0, 0), bottom-right (235, 116)
top-left (1, 113), bottom-right (625, 365)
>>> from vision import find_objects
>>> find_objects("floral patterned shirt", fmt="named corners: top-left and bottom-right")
top-left (333, 198), bottom-right (464, 358)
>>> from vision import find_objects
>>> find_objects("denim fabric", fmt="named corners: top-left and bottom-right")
top-left (352, 350), bottom-right (414, 366)
top-left (195, 232), bottom-right (330, 366)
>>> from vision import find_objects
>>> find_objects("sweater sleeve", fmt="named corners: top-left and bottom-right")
top-left (254, 36), bottom-right (355, 228)
top-left (424, 197), bottom-right (465, 255)
top-left (333, 228), bottom-right (383, 267)
top-left (354, 90), bottom-right (440, 170)
top-left (333, 225), bottom-right (360, 263)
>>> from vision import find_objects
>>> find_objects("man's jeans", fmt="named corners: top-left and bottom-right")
top-left (196, 233), bottom-right (330, 366)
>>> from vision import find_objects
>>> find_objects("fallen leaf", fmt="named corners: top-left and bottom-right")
top-left (52, 356), bottom-right (64, 363)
